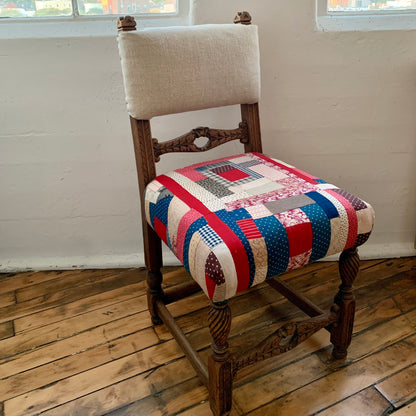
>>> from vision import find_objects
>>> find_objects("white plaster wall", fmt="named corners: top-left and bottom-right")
top-left (1, 0), bottom-right (415, 271)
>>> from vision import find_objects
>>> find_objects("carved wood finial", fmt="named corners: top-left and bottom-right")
top-left (117, 16), bottom-right (137, 32)
top-left (234, 11), bottom-right (252, 25)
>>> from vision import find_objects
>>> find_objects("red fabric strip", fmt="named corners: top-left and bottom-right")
top-left (205, 273), bottom-right (217, 299)
top-left (154, 217), bottom-right (168, 245)
top-left (175, 209), bottom-right (203, 263)
top-left (157, 174), bottom-right (251, 294)
top-left (285, 222), bottom-right (313, 257)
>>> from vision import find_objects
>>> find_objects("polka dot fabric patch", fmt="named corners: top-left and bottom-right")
top-left (145, 152), bottom-right (375, 302)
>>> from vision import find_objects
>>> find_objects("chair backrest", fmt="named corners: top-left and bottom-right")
top-left (118, 19), bottom-right (260, 120)
top-left (117, 12), bottom-right (263, 268)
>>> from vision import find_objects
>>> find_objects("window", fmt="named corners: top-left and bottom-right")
top-left (1, 0), bottom-right (190, 39)
top-left (328, 0), bottom-right (416, 12)
top-left (317, 0), bottom-right (416, 30)
top-left (0, 0), bottom-right (177, 18)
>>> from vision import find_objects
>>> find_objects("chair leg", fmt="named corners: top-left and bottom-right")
top-left (147, 269), bottom-right (163, 325)
top-left (208, 301), bottom-right (233, 416)
top-left (331, 247), bottom-right (360, 359)
top-left (144, 225), bottom-right (164, 326)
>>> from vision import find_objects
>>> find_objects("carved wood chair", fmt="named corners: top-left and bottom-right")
top-left (116, 12), bottom-right (375, 416)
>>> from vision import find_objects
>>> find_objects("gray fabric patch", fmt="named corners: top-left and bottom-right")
top-left (157, 187), bottom-right (174, 202)
top-left (197, 178), bottom-right (234, 198)
top-left (264, 194), bottom-right (315, 214)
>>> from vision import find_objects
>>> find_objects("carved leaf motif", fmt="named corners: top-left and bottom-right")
top-left (233, 309), bottom-right (339, 375)
top-left (153, 122), bottom-right (249, 162)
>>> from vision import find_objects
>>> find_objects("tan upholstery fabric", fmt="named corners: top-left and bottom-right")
top-left (117, 24), bottom-right (260, 119)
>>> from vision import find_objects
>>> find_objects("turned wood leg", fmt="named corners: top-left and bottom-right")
top-left (208, 301), bottom-right (233, 416)
top-left (331, 247), bottom-right (360, 359)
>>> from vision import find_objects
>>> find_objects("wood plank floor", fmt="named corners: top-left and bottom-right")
top-left (0, 258), bottom-right (415, 416)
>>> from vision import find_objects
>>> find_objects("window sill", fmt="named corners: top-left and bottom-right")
top-left (0, 8), bottom-right (191, 39)
top-left (316, 12), bottom-right (416, 32)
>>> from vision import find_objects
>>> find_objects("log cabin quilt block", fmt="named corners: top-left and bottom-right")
top-left (145, 152), bottom-right (375, 302)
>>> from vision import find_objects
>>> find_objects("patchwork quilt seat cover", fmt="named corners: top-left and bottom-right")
top-left (145, 152), bottom-right (375, 302)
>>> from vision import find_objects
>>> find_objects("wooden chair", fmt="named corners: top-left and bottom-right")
top-left (116, 12), bottom-right (375, 416)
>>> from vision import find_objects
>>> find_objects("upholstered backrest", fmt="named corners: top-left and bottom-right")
top-left (117, 24), bottom-right (260, 120)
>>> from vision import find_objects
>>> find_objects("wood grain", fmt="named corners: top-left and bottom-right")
top-left (0, 257), bottom-right (415, 416)
top-left (0, 322), bottom-right (14, 341)
top-left (0, 292), bottom-right (15, 309)
top-left (390, 401), bottom-right (416, 416)
top-left (0, 269), bottom-right (75, 296)
top-left (15, 268), bottom-right (122, 303)
top-left (248, 333), bottom-right (416, 416)
top-left (317, 387), bottom-right (391, 416)
top-left (0, 269), bottom-right (143, 324)
top-left (375, 364), bottom-right (416, 409)
top-left (241, 103), bottom-right (262, 153)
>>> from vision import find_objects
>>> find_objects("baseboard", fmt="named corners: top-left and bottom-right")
top-left (0, 251), bottom-right (181, 273)
top-left (1, 242), bottom-right (414, 273)
top-left (323, 242), bottom-right (416, 262)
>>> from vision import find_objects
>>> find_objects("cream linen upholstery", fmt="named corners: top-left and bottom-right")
top-left (117, 24), bottom-right (260, 119)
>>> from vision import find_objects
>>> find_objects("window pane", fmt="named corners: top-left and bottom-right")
top-left (328, 0), bottom-right (416, 11)
top-left (77, 0), bottom-right (177, 16)
top-left (0, 0), bottom-right (72, 17)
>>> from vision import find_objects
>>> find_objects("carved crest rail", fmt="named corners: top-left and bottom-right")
top-left (152, 122), bottom-right (249, 162)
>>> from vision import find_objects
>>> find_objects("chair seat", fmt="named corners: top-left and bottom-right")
top-left (144, 152), bottom-right (374, 302)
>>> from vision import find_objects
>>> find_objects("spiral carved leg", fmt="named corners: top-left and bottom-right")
top-left (208, 301), bottom-right (233, 416)
top-left (331, 248), bottom-right (360, 359)
top-left (147, 270), bottom-right (163, 325)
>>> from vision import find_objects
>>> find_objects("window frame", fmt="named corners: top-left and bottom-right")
top-left (0, 0), bottom-right (190, 39)
top-left (316, 0), bottom-right (416, 31)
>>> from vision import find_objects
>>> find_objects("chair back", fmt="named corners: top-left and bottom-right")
top-left (117, 21), bottom-right (260, 120)
top-left (117, 13), bottom-right (263, 269)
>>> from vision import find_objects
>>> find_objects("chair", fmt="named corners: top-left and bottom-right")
top-left (116, 12), bottom-right (374, 416)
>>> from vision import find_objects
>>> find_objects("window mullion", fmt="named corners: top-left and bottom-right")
top-left (72, 0), bottom-right (80, 18)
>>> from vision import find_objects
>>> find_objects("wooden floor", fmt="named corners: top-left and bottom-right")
top-left (0, 258), bottom-right (415, 416)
